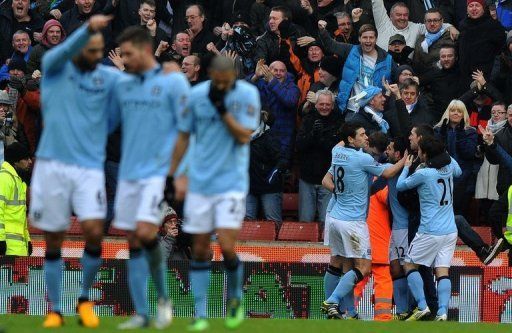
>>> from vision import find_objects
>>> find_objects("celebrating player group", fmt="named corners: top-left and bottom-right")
top-left (32, 14), bottom-right (259, 331)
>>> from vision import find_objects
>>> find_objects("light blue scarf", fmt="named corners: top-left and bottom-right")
top-left (364, 106), bottom-right (390, 134)
top-left (421, 27), bottom-right (446, 53)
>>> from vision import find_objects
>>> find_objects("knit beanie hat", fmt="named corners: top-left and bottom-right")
top-left (319, 56), bottom-right (342, 77)
top-left (350, 85), bottom-right (382, 108)
top-left (467, 0), bottom-right (485, 7)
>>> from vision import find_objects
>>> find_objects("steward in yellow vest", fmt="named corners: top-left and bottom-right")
top-left (0, 142), bottom-right (32, 256)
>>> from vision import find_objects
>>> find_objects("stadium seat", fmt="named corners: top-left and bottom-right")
top-left (278, 222), bottom-right (319, 242)
top-left (282, 193), bottom-right (299, 220)
top-left (457, 226), bottom-right (493, 246)
top-left (239, 221), bottom-right (276, 241)
top-left (68, 216), bottom-right (82, 235)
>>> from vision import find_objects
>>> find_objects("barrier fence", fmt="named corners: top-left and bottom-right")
top-left (1, 257), bottom-right (512, 322)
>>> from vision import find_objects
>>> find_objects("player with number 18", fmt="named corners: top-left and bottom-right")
top-left (321, 123), bottom-right (406, 319)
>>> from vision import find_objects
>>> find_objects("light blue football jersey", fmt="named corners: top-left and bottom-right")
top-left (110, 67), bottom-right (190, 180)
top-left (396, 158), bottom-right (462, 235)
top-left (328, 146), bottom-right (386, 221)
top-left (382, 164), bottom-right (410, 230)
top-left (181, 80), bottom-right (260, 195)
top-left (37, 24), bottom-right (121, 169)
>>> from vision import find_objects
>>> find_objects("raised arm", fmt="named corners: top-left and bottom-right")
top-left (371, 0), bottom-right (392, 32)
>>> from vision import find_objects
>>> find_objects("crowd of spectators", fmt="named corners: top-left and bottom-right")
top-left (1, 0), bottom-right (512, 246)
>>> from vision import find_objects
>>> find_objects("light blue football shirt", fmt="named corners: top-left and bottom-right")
top-left (37, 24), bottom-right (121, 169)
top-left (396, 158), bottom-right (462, 235)
top-left (181, 80), bottom-right (260, 195)
top-left (110, 67), bottom-right (190, 180)
top-left (328, 146), bottom-right (386, 221)
top-left (382, 164), bottom-right (410, 230)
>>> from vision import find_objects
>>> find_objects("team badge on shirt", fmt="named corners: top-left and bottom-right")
top-left (151, 86), bottom-right (162, 96)
top-left (93, 77), bottom-right (104, 87)
top-left (247, 104), bottom-right (255, 116)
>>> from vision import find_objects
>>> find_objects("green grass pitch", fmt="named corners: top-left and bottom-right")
top-left (0, 315), bottom-right (509, 333)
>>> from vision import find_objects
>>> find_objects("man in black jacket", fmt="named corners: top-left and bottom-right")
top-left (185, 4), bottom-right (216, 57)
top-left (254, 6), bottom-right (304, 71)
top-left (137, 0), bottom-right (168, 51)
top-left (60, 0), bottom-right (103, 34)
top-left (296, 89), bottom-right (342, 223)
top-left (420, 44), bottom-right (463, 121)
top-left (0, 0), bottom-right (44, 64)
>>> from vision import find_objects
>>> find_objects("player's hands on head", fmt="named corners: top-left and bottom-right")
top-left (88, 15), bottom-right (113, 32)
top-left (208, 84), bottom-right (228, 116)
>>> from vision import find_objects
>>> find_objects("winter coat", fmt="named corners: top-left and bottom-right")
top-left (413, 29), bottom-right (453, 75)
top-left (296, 109), bottom-right (343, 185)
top-left (252, 73), bottom-right (300, 163)
top-left (420, 65), bottom-right (463, 120)
top-left (249, 129), bottom-right (283, 195)
top-left (458, 13), bottom-right (505, 89)
top-left (435, 124), bottom-right (478, 186)
top-left (485, 122), bottom-right (512, 196)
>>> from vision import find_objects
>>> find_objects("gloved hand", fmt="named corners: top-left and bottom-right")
top-left (278, 19), bottom-right (291, 38)
top-left (208, 84), bottom-right (227, 116)
top-left (163, 175), bottom-right (175, 205)
top-left (267, 168), bottom-right (283, 185)
top-left (8, 75), bottom-right (26, 93)
top-left (28, 241), bottom-right (33, 256)
top-left (25, 79), bottom-right (40, 91)
top-left (312, 119), bottom-right (324, 135)
top-left (0, 241), bottom-right (6, 255)
top-left (440, 118), bottom-right (449, 137)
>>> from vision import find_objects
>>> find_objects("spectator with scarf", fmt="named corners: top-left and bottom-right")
top-left (413, 8), bottom-right (453, 74)
top-left (347, 85), bottom-right (391, 135)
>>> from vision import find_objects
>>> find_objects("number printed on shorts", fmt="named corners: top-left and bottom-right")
top-left (333, 166), bottom-right (345, 193)
top-left (437, 178), bottom-right (453, 206)
top-left (395, 246), bottom-right (405, 258)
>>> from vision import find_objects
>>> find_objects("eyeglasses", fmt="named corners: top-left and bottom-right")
top-left (425, 18), bottom-right (442, 23)
top-left (186, 15), bottom-right (199, 20)
top-left (491, 111), bottom-right (507, 115)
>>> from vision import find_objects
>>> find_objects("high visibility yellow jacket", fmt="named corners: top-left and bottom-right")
top-left (505, 186), bottom-right (512, 245)
top-left (0, 161), bottom-right (30, 256)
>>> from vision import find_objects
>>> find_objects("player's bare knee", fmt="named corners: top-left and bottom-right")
top-left (134, 224), bottom-right (158, 244)
top-left (435, 267), bottom-right (449, 278)
top-left (390, 260), bottom-right (404, 279)
top-left (44, 231), bottom-right (65, 251)
top-left (403, 262), bottom-right (418, 274)
top-left (354, 259), bottom-right (372, 277)
top-left (330, 255), bottom-right (344, 268)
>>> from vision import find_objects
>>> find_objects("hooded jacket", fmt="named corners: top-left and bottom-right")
top-left (27, 19), bottom-right (66, 74)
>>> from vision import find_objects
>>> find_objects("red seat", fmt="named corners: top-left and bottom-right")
top-left (278, 222), bottom-right (319, 242)
top-left (239, 221), bottom-right (276, 241)
top-left (67, 216), bottom-right (82, 235)
top-left (282, 193), bottom-right (299, 220)
top-left (457, 226), bottom-right (493, 246)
